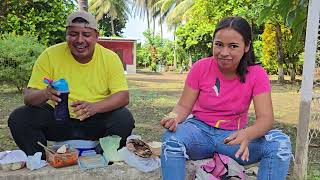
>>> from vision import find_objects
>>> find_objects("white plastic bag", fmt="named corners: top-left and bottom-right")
top-left (26, 152), bottom-right (47, 170)
top-left (118, 147), bottom-right (160, 173)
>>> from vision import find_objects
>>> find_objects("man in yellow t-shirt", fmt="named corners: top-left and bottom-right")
top-left (8, 11), bottom-right (135, 158)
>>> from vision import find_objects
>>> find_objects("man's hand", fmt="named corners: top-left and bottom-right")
top-left (45, 86), bottom-right (61, 105)
top-left (71, 101), bottom-right (98, 121)
top-left (160, 112), bottom-right (178, 132)
top-left (224, 129), bottom-right (250, 161)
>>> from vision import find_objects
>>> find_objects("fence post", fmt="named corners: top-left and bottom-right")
top-left (294, 0), bottom-right (320, 179)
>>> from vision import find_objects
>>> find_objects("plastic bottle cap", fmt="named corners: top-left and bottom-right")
top-left (51, 79), bottom-right (69, 93)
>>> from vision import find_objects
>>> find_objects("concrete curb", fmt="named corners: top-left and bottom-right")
top-left (0, 160), bottom-right (256, 180)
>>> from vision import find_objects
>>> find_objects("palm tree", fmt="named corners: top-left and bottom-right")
top-left (131, 0), bottom-right (159, 36)
top-left (150, 1), bottom-right (163, 38)
top-left (132, 0), bottom-right (195, 69)
top-left (78, 0), bottom-right (88, 11)
top-left (153, 0), bottom-right (194, 69)
top-left (154, 0), bottom-right (194, 28)
top-left (132, 0), bottom-right (151, 30)
top-left (89, 0), bottom-right (130, 36)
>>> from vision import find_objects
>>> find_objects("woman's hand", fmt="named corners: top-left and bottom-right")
top-left (160, 112), bottom-right (178, 132)
top-left (224, 129), bottom-right (250, 161)
top-left (44, 86), bottom-right (61, 105)
top-left (71, 101), bottom-right (98, 121)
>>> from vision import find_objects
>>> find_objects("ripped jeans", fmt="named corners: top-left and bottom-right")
top-left (161, 118), bottom-right (292, 180)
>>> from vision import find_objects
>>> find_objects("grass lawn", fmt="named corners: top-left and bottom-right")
top-left (0, 71), bottom-right (319, 179)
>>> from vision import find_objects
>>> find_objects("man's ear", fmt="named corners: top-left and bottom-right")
top-left (96, 30), bottom-right (100, 38)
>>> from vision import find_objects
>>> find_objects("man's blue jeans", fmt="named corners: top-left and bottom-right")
top-left (161, 117), bottom-right (292, 180)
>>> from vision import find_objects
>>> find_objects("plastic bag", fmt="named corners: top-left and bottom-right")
top-left (126, 135), bottom-right (161, 157)
top-left (0, 150), bottom-right (27, 171)
top-left (99, 135), bottom-right (122, 162)
top-left (195, 153), bottom-right (245, 180)
top-left (26, 152), bottom-right (47, 170)
top-left (118, 147), bottom-right (160, 173)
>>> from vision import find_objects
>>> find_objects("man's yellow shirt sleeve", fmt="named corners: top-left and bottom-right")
top-left (107, 53), bottom-right (128, 95)
top-left (28, 50), bottom-right (51, 90)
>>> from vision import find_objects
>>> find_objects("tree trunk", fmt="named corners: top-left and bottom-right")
top-left (290, 64), bottom-right (296, 81)
top-left (152, 16), bottom-right (156, 37)
top-left (160, 16), bottom-right (163, 39)
top-left (188, 54), bottom-right (192, 67)
top-left (78, 0), bottom-right (88, 11)
top-left (0, 1), bottom-right (8, 17)
top-left (150, 45), bottom-right (157, 67)
top-left (111, 19), bottom-right (115, 36)
top-left (146, 9), bottom-right (150, 31)
top-left (275, 22), bottom-right (285, 83)
top-left (173, 27), bottom-right (177, 69)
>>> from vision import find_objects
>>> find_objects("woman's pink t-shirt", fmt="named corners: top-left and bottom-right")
top-left (186, 57), bottom-right (271, 130)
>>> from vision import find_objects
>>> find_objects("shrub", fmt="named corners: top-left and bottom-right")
top-left (137, 43), bottom-right (151, 68)
top-left (0, 34), bottom-right (45, 92)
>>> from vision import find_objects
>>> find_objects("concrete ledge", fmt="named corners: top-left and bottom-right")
top-left (0, 160), bottom-right (206, 180)
top-left (0, 160), bottom-right (257, 180)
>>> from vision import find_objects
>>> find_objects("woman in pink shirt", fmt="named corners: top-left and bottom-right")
top-left (160, 16), bottom-right (292, 180)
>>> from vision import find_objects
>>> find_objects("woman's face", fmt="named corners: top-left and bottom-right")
top-left (213, 28), bottom-right (249, 74)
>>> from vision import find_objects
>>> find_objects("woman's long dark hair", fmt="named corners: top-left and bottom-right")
top-left (213, 16), bottom-right (256, 83)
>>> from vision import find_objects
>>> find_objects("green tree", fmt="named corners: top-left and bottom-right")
top-left (153, 0), bottom-right (195, 69)
top-left (174, 0), bottom-right (217, 66)
top-left (136, 43), bottom-right (152, 68)
top-left (173, 0), bottom-right (267, 67)
top-left (261, 21), bottom-right (303, 80)
top-left (0, 34), bottom-right (45, 92)
top-left (261, 22), bottom-right (279, 74)
top-left (98, 14), bottom-right (127, 37)
top-left (157, 39), bottom-right (174, 66)
top-left (153, 0), bottom-right (194, 28)
top-left (257, 0), bottom-right (307, 82)
top-left (89, 0), bottom-right (130, 36)
top-left (176, 20), bottom-right (212, 62)
top-left (0, 0), bottom-right (75, 46)
top-left (143, 30), bottom-right (160, 71)
top-left (137, 30), bottom-right (174, 71)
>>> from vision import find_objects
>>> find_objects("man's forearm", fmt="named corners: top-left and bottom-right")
top-left (24, 88), bottom-right (48, 106)
top-left (94, 90), bottom-right (129, 113)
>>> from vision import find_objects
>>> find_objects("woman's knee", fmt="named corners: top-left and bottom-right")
top-left (264, 129), bottom-right (292, 161)
top-left (161, 130), bottom-right (189, 159)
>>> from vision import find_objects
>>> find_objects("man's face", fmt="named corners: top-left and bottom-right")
top-left (66, 25), bottom-right (98, 63)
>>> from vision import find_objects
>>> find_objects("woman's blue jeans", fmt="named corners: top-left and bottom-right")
top-left (160, 117), bottom-right (292, 180)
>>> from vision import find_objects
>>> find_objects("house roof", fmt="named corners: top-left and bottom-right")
top-left (98, 37), bottom-right (137, 42)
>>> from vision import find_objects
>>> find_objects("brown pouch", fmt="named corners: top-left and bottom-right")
top-left (126, 139), bottom-right (154, 158)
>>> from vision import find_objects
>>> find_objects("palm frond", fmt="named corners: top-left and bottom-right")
top-left (88, 0), bottom-right (102, 11)
top-left (166, 0), bottom-right (194, 26)
top-left (160, 0), bottom-right (175, 15)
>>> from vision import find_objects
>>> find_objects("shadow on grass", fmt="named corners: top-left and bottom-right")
top-left (136, 71), bottom-right (163, 75)
top-left (129, 78), bottom-right (182, 83)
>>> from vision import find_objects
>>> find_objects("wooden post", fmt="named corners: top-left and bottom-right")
top-left (294, 0), bottom-right (320, 179)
